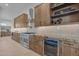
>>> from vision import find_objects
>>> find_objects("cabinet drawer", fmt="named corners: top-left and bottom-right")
top-left (30, 35), bottom-right (44, 42)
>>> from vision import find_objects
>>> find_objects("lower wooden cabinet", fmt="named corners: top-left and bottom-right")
top-left (29, 35), bottom-right (44, 55)
top-left (74, 43), bottom-right (79, 56)
top-left (1, 31), bottom-right (11, 37)
top-left (29, 36), bottom-right (79, 56)
top-left (59, 40), bottom-right (79, 56)
top-left (75, 48), bottom-right (79, 56)
top-left (12, 32), bottom-right (20, 43)
top-left (62, 43), bottom-right (75, 56)
top-left (30, 42), bottom-right (44, 55)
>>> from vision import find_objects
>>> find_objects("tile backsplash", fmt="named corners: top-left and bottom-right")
top-left (36, 24), bottom-right (79, 41)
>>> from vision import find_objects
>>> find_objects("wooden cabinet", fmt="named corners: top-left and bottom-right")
top-left (34, 4), bottom-right (41, 26)
top-left (51, 3), bottom-right (79, 25)
top-left (12, 32), bottom-right (20, 43)
top-left (29, 35), bottom-right (44, 55)
top-left (0, 26), bottom-right (11, 37)
top-left (74, 43), bottom-right (79, 56)
top-left (14, 13), bottom-right (28, 28)
top-left (34, 4), bottom-right (51, 27)
top-left (75, 48), bottom-right (79, 56)
top-left (62, 42), bottom-right (75, 56)
top-left (68, 4), bottom-right (79, 23)
top-left (34, 3), bottom-right (79, 26)
top-left (59, 40), bottom-right (79, 56)
top-left (1, 31), bottom-right (11, 37)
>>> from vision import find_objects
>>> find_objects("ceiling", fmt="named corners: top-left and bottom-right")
top-left (0, 3), bottom-right (39, 26)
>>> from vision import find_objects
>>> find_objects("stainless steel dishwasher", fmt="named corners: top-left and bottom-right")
top-left (44, 37), bottom-right (59, 56)
top-left (20, 32), bottom-right (35, 48)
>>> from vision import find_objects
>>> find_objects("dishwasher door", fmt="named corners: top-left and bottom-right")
top-left (44, 37), bottom-right (59, 56)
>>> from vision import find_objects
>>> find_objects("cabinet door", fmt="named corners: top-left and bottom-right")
top-left (34, 4), bottom-right (50, 27)
top-left (74, 43), bottom-right (79, 56)
top-left (32, 41), bottom-right (44, 55)
top-left (29, 35), bottom-right (44, 55)
top-left (75, 48), bottom-right (79, 56)
top-left (34, 4), bottom-right (42, 27)
top-left (29, 41), bottom-right (44, 55)
top-left (64, 4), bottom-right (79, 23)
top-left (12, 32), bottom-right (20, 43)
top-left (40, 4), bottom-right (51, 26)
top-left (62, 42), bottom-right (75, 56)
top-left (14, 13), bottom-right (28, 28)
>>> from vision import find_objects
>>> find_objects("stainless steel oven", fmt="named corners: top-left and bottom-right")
top-left (20, 32), bottom-right (35, 48)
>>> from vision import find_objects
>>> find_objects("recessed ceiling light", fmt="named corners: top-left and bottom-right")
top-left (5, 3), bottom-right (8, 6)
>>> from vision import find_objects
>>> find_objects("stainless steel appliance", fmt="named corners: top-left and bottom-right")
top-left (20, 32), bottom-right (35, 48)
top-left (44, 37), bottom-right (59, 56)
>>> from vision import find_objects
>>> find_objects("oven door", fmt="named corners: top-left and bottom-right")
top-left (20, 34), bottom-right (29, 48)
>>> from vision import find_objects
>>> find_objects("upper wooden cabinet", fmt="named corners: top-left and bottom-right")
top-left (51, 3), bottom-right (79, 25)
top-left (34, 3), bottom-right (79, 27)
top-left (34, 4), bottom-right (51, 27)
top-left (14, 13), bottom-right (28, 28)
